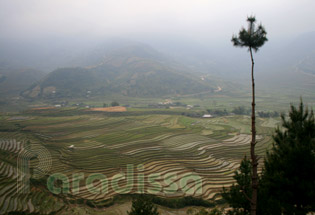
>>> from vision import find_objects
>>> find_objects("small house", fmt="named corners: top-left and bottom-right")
top-left (202, 114), bottom-right (212, 118)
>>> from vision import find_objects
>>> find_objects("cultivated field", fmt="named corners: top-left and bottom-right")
top-left (0, 109), bottom-right (278, 214)
top-left (89, 106), bottom-right (127, 112)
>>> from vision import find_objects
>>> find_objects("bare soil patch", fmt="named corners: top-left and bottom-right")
top-left (89, 106), bottom-right (127, 112)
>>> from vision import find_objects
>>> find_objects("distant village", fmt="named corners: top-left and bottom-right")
top-left (49, 96), bottom-right (278, 119)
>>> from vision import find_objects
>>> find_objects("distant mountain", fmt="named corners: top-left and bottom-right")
top-left (256, 32), bottom-right (315, 93)
top-left (289, 32), bottom-right (315, 76)
top-left (22, 44), bottom-right (217, 98)
top-left (0, 37), bottom-right (143, 72)
top-left (0, 38), bottom-right (184, 73)
top-left (0, 65), bottom-right (44, 99)
top-left (263, 32), bottom-right (315, 75)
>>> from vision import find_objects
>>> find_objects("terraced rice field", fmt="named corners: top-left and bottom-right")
top-left (0, 112), bottom-right (277, 214)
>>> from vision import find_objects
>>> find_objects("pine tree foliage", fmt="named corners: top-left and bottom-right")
top-left (187, 207), bottom-right (223, 215)
top-left (128, 195), bottom-right (159, 215)
top-left (221, 156), bottom-right (252, 215)
top-left (231, 16), bottom-right (268, 52)
top-left (262, 101), bottom-right (315, 214)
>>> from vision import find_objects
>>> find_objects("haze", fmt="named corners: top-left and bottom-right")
top-left (1, 0), bottom-right (315, 85)
top-left (1, 0), bottom-right (314, 43)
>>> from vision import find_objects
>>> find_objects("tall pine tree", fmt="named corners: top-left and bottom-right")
top-left (231, 16), bottom-right (267, 215)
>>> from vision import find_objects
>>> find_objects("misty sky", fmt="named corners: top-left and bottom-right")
top-left (0, 0), bottom-right (314, 44)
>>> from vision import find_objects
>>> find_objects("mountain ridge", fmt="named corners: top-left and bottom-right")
top-left (22, 44), bottom-right (217, 98)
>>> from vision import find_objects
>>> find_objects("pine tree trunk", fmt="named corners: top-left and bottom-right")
top-left (249, 47), bottom-right (258, 215)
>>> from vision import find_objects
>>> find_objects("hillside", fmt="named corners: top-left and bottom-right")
top-left (256, 32), bottom-right (315, 96)
top-left (0, 64), bottom-right (44, 99)
top-left (291, 32), bottom-right (315, 76)
top-left (23, 44), bottom-right (217, 98)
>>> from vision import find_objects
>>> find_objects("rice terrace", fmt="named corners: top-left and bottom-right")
top-left (0, 107), bottom-right (277, 214)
